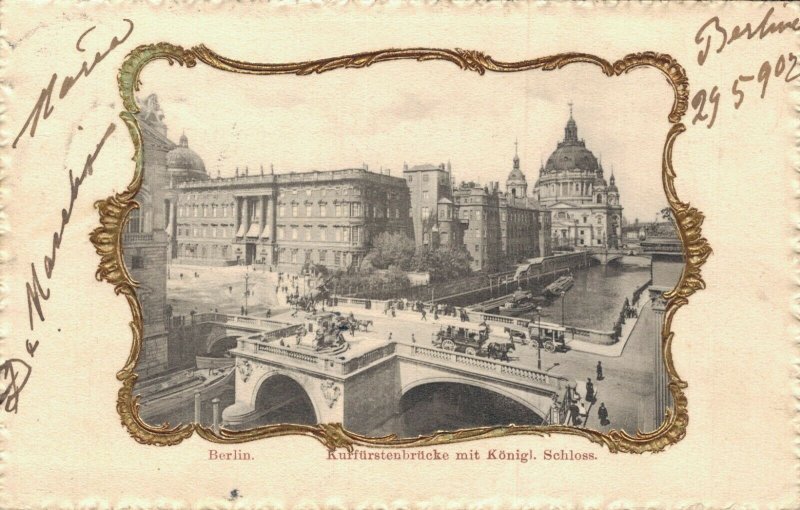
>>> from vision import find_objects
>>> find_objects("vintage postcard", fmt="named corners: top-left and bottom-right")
top-left (1, 1), bottom-right (797, 508)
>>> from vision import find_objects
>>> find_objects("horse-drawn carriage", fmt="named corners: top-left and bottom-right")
top-left (504, 323), bottom-right (568, 353)
top-left (529, 323), bottom-right (567, 353)
top-left (431, 325), bottom-right (515, 361)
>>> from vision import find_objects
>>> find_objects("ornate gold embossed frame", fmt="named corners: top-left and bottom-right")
top-left (90, 44), bottom-right (711, 453)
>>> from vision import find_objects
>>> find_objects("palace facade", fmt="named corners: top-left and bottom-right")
top-left (173, 167), bottom-right (410, 271)
top-left (532, 110), bottom-right (623, 250)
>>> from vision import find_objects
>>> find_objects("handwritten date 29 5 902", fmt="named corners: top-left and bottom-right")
top-left (692, 52), bottom-right (800, 130)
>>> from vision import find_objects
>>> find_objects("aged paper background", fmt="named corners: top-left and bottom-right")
top-left (1, 1), bottom-right (796, 508)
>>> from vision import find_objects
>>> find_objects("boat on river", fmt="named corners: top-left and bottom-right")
top-left (137, 366), bottom-right (235, 421)
top-left (544, 275), bottom-right (574, 298)
top-left (499, 291), bottom-right (538, 317)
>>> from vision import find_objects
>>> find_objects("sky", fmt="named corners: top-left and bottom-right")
top-left (140, 57), bottom-right (673, 223)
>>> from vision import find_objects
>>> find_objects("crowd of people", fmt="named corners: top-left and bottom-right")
top-left (375, 299), bottom-right (472, 323)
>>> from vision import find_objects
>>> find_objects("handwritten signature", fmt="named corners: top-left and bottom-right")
top-left (25, 123), bottom-right (116, 330)
top-left (0, 359), bottom-right (32, 413)
top-left (12, 19), bottom-right (133, 149)
top-left (692, 8), bottom-right (800, 129)
top-left (4, 21), bottom-right (134, 414)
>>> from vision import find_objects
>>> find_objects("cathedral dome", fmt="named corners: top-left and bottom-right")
top-left (545, 144), bottom-right (600, 173)
top-left (167, 133), bottom-right (206, 174)
top-left (544, 113), bottom-right (600, 173)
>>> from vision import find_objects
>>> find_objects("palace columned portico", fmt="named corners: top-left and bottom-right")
top-left (232, 190), bottom-right (278, 265)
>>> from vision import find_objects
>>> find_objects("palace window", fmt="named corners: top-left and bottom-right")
top-left (407, 175), bottom-right (413, 183)
top-left (279, 205), bottom-right (285, 217)
top-left (319, 250), bottom-right (327, 263)
top-left (334, 251), bottom-right (341, 265)
top-left (422, 191), bottom-right (429, 200)
top-left (319, 204), bottom-right (327, 217)
top-left (305, 228), bottom-right (312, 241)
top-left (335, 204), bottom-right (342, 217)
top-left (292, 204), bottom-right (299, 217)
top-left (277, 226), bottom-right (285, 240)
top-left (291, 227), bottom-right (298, 240)
top-left (423, 174), bottom-right (429, 182)
top-left (422, 206), bottom-right (430, 219)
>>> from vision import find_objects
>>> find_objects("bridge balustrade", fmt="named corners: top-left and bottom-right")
top-left (398, 344), bottom-right (566, 390)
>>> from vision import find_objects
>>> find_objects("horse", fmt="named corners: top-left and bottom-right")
top-left (356, 319), bottom-right (373, 332)
top-left (486, 341), bottom-right (516, 362)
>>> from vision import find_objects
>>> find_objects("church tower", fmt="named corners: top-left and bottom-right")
top-left (505, 140), bottom-right (528, 198)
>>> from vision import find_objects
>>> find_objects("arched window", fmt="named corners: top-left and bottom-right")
top-left (596, 194), bottom-right (602, 203)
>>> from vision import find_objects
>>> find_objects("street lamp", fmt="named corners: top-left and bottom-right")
top-left (560, 290), bottom-right (566, 328)
top-left (243, 271), bottom-right (250, 316)
top-left (535, 305), bottom-right (543, 370)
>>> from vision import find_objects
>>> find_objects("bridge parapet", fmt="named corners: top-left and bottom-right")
top-left (235, 335), bottom-right (397, 378)
top-left (395, 343), bottom-right (567, 393)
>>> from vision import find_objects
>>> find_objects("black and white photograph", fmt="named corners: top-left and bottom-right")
top-left (125, 61), bottom-right (684, 438)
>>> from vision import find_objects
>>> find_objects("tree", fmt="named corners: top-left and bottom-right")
top-left (412, 245), bottom-right (472, 282)
top-left (367, 232), bottom-right (416, 270)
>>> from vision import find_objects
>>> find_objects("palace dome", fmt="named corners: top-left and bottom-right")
top-left (167, 133), bottom-right (206, 174)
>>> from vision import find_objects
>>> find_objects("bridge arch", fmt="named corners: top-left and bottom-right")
top-left (249, 369), bottom-right (320, 425)
top-left (400, 376), bottom-right (547, 422)
top-left (207, 335), bottom-right (240, 356)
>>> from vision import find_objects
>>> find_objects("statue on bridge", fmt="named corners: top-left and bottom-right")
top-left (312, 313), bottom-right (350, 355)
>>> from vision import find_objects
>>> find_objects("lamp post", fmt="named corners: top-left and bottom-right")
top-left (560, 290), bottom-right (566, 327)
top-left (535, 305), bottom-right (543, 370)
top-left (243, 270), bottom-right (250, 316)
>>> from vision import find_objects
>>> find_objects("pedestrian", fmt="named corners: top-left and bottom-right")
top-left (421, 309), bottom-right (427, 321)
top-left (598, 402), bottom-right (609, 425)
top-left (585, 378), bottom-right (595, 403)
top-left (433, 307), bottom-right (439, 321)
top-left (596, 361), bottom-right (604, 380)
top-left (391, 306), bottom-right (396, 318)
top-left (388, 332), bottom-right (393, 342)
top-left (569, 403), bottom-right (581, 426)
top-left (241, 305), bottom-right (245, 315)
top-left (411, 334), bottom-right (416, 344)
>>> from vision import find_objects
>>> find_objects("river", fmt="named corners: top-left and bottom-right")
top-left (527, 260), bottom-right (652, 331)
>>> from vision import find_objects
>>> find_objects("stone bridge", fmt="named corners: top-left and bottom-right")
top-left (222, 335), bottom-right (570, 434)
top-left (191, 313), bottom-right (302, 355)
top-left (587, 248), bottom-right (626, 265)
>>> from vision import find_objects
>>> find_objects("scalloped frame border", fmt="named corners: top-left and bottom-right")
top-left (90, 44), bottom-right (711, 453)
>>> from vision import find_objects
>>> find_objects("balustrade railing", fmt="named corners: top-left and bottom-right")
top-left (123, 232), bottom-right (154, 243)
top-left (400, 344), bottom-right (565, 389)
